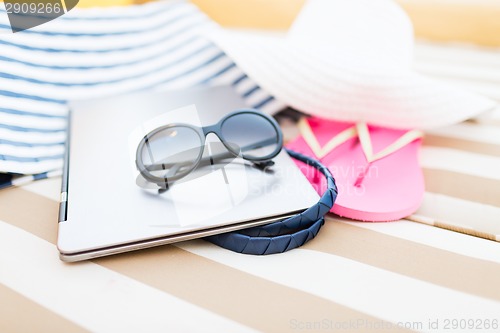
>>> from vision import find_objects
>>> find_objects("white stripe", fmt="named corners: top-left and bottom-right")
top-left (420, 146), bottom-right (500, 180)
top-left (414, 191), bottom-right (500, 237)
top-left (0, 96), bottom-right (68, 117)
top-left (415, 62), bottom-right (500, 85)
top-left (0, 112), bottom-right (66, 130)
top-left (0, 144), bottom-right (64, 158)
top-left (422, 75), bottom-right (500, 101)
top-left (425, 122), bottom-right (500, 145)
top-left (0, 159), bottom-right (63, 174)
top-left (0, 127), bottom-right (65, 145)
top-left (414, 42), bottom-right (500, 69)
top-left (0, 221), bottom-right (254, 333)
top-left (178, 240), bottom-right (500, 330)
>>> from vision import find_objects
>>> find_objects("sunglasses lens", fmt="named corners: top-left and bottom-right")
top-left (139, 126), bottom-right (202, 181)
top-left (221, 112), bottom-right (280, 160)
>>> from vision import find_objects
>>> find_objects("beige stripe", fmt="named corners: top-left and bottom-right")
top-left (424, 134), bottom-right (500, 157)
top-left (0, 283), bottom-right (89, 333)
top-left (423, 168), bottom-right (500, 207)
top-left (304, 221), bottom-right (500, 302)
top-left (0, 188), bottom-right (411, 333)
top-left (0, 187), bottom-right (58, 244)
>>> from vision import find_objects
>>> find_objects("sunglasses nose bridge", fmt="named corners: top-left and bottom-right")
top-left (203, 127), bottom-right (241, 158)
top-left (202, 124), bottom-right (219, 136)
top-left (201, 125), bottom-right (224, 144)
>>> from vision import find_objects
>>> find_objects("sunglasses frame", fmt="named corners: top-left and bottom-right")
top-left (136, 109), bottom-right (283, 189)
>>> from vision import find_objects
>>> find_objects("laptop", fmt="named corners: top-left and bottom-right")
top-left (57, 86), bottom-right (319, 262)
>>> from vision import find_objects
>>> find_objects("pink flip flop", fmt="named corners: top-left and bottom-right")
top-left (287, 117), bottom-right (425, 222)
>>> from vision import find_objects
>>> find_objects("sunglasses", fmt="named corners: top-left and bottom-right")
top-left (136, 109), bottom-right (283, 190)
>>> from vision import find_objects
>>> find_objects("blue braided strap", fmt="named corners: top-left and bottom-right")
top-left (205, 148), bottom-right (337, 255)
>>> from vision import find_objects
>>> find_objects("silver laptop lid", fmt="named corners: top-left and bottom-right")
top-left (58, 86), bottom-right (319, 257)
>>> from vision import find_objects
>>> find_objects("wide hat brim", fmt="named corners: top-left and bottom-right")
top-left (207, 0), bottom-right (496, 129)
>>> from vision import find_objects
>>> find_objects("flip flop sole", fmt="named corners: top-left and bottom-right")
top-left (287, 118), bottom-right (425, 222)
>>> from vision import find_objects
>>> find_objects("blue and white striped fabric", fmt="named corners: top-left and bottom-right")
top-left (0, 0), bottom-right (285, 189)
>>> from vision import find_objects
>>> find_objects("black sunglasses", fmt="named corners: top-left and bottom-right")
top-left (136, 109), bottom-right (283, 189)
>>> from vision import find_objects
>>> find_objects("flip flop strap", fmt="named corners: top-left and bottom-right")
top-left (356, 123), bottom-right (423, 163)
top-left (205, 148), bottom-right (338, 255)
top-left (298, 117), bottom-right (357, 159)
top-left (297, 117), bottom-right (423, 163)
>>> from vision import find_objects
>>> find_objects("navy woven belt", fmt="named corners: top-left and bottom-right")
top-left (205, 148), bottom-right (338, 255)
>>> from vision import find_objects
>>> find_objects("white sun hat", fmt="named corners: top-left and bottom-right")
top-left (207, 0), bottom-right (496, 129)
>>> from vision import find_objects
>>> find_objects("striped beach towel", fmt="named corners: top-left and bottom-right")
top-left (1, 0), bottom-right (499, 241)
top-left (0, 3), bottom-right (499, 329)
top-left (0, 0), bottom-right (285, 188)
